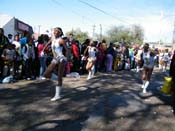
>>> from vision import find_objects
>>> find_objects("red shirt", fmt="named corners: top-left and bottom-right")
top-left (37, 43), bottom-right (44, 57)
top-left (71, 43), bottom-right (80, 59)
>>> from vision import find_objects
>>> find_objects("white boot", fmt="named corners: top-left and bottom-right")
top-left (159, 64), bottom-right (162, 70)
top-left (136, 66), bottom-right (139, 72)
top-left (143, 81), bottom-right (149, 93)
top-left (87, 71), bottom-right (92, 80)
top-left (141, 80), bottom-right (146, 88)
top-left (162, 66), bottom-right (166, 72)
top-left (91, 65), bottom-right (95, 78)
top-left (51, 86), bottom-right (61, 101)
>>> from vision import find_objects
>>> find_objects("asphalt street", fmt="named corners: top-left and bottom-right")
top-left (0, 69), bottom-right (174, 131)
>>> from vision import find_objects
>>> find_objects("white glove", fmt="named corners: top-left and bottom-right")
top-left (40, 51), bottom-right (44, 57)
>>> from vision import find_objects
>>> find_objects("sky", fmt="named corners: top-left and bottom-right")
top-left (0, 0), bottom-right (175, 42)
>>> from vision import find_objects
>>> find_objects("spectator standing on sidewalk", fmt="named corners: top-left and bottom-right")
top-left (21, 37), bottom-right (35, 80)
top-left (169, 51), bottom-right (175, 113)
top-left (7, 34), bottom-right (13, 44)
top-left (0, 28), bottom-right (9, 78)
top-left (37, 35), bottom-right (47, 79)
top-left (1, 43), bottom-right (16, 78)
top-left (105, 42), bottom-right (116, 72)
top-left (71, 40), bottom-right (81, 72)
top-left (12, 34), bottom-right (21, 78)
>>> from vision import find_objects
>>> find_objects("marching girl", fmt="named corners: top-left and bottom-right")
top-left (141, 43), bottom-right (155, 93)
top-left (43, 27), bottom-right (69, 101)
top-left (84, 41), bottom-right (98, 80)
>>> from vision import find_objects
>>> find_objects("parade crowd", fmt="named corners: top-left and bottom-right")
top-left (0, 27), bottom-right (175, 99)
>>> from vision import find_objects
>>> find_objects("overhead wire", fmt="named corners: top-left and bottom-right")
top-left (78, 0), bottom-right (130, 25)
top-left (51, 0), bottom-right (95, 25)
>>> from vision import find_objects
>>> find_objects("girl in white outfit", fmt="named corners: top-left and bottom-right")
top-left (141, 43), bottom-right (155, 93)
top-left (84, 41), bottom-right (97, 80)
top-left (43, 27), bottom-right (69, 101)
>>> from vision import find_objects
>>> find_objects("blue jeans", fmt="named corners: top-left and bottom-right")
top-left (106, 54), bottom-right (113, 72)
top-left (39, 56), bottom-right (46, 76)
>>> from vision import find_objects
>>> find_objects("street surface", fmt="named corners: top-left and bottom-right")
top-left (0, 68), bottom-right (174, 131)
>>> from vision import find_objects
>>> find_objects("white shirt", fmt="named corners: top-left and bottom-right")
top-left (51, 37), bottom-right (63, 57)
top-left (136, 49), bottom-right (143, 61)
top-left (12, 41), bottom-right (20, 49)
top-left (163, 52), bottom-right (170, 62)
top-left (142, 51), bottom-right (154, 68)
top-left (88, 46), bottom-right (96, 59)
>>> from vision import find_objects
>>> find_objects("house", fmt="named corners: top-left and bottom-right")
top-left (0, 14), bottom-right (33, 37)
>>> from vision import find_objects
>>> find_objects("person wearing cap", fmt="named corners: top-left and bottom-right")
top-left (8, 34), bottom-right (13, 44)
top-left (43, 27), bottom-right (69, 101)
top-left (141, 43), bottom-right (155, 93)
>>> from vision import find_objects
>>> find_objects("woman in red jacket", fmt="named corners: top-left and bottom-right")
top-left (71, 40), bottom-right (80, 72)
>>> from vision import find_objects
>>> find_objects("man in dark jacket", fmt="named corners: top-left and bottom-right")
top-left (169, 52), bottom-right (175, 114)
top-left (0, 28), bottom-right (9, 78)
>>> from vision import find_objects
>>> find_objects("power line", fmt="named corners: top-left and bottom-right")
top-left (78, 0), bottom-right (129, 25)
top-left (173, 19), bottom-right (175, 44)
top-left (52, 0), bottom-right (95, 24)
top-left (100, 24), bottom-right (102, 41)
top-left (52, 0), bottom-right (62, 5)
top-left (92, 25), bottom-right (96, 38)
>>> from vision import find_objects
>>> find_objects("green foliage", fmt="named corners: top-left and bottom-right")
top-left (65, 25), bottom-right (144, 45)
top-left (66, 28), bottom-right (89, 44)
top-left (106, 25), bottom-right (144, 45)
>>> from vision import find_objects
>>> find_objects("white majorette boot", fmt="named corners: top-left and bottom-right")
top-left (163, 66), bottom-right (166, 72)
top-left (136, 66), bottom-right (140, 72)
top-left (87, 71), bottom-right (92, 80)
top-left (141, 80), bottom-right (146, 88)
top-left (51, 86), bottom-right (61, 101)
top-left (143, 81), bottom-right (149, 93)
top-left (91, 65), bottom-right (95, 78)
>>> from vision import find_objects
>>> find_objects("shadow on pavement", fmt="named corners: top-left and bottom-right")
top-left (23, 116), bottom-right (88, 131)
top-left (0, 70), bottom-right (174, 131)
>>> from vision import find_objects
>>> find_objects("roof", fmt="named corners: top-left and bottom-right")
top-left (0, 14), bottom-right (13, 28)
top-left (0, 14), bottom-right (33, 34)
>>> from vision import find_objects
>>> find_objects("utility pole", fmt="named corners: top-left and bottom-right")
top-left (173, 19), bottom-right (175, 45)
top-left (92, 25), bottom-right (96, 39)
top-left (38, 25), bottom-right (41, 35)
top-left (71, 27), bottom-right (74, 34)
top-left (82, 16), bottom-right (85, 24)
top-left (100, 24), bottom-right (102, 41)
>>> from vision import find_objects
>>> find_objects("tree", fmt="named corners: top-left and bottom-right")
top-left (131, 25), bottom-right (144, 45)
top-left (106, 25), bottom-right (144, 45)
top-left (66, 28), bottom-right (89, 44)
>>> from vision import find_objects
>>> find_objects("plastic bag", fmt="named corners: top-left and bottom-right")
top-left (66, 72), bottom-right (80, 79)
top-left (125, 62), bottom-right (130, 70)
top-left (2, 75), bottom-right (13, 83)
top-left (161, 77), bottom-right (172, 95)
